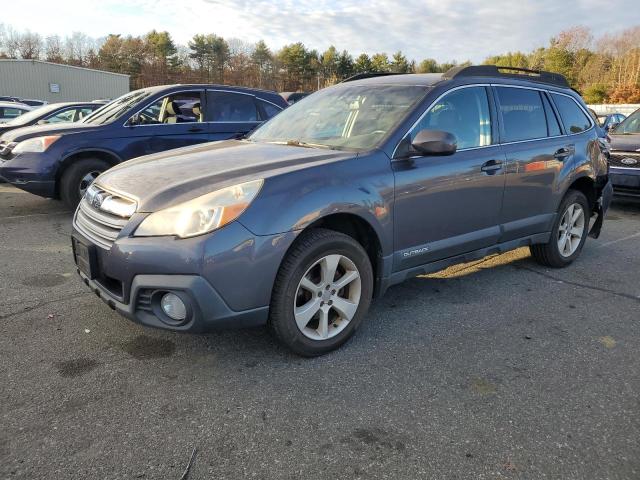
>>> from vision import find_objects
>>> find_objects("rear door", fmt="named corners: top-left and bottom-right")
top-left (495, 86), bottom-right (570, 241)
top-left (206, 90), bottom-right (262, 140)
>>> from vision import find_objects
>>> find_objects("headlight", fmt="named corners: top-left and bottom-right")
top-left (134, 179), bottom-right (263, 238)
top-left (12, 135), bottom-right (61, 154)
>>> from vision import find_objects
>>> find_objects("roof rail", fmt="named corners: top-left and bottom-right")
top-left (341, 72), bottom-right (404, 82)
top-left (443, 65), bottom-right (570, 88)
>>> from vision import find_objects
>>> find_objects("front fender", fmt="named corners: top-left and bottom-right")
top-left (239, 151), bottom-right (395, 256)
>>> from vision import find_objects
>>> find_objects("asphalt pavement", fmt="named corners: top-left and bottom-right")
top-left (1, 184), bottom-right (639, 479)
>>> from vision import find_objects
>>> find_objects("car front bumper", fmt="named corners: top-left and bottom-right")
top-left (610, 165), bottom-right (640, 197)
top-left (0, 152), bottom-right (57, 197)
top-left (71, 220), bottom-right (297, 333)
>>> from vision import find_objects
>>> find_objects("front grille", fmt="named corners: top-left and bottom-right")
top-left (609, 151), bottom-right (640, 169)
top-left (73, 185), bottom-right (136, 249)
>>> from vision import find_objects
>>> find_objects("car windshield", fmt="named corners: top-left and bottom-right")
top-left (613, 109), bottom-right (640, 134)
top-left (249, 84), bottom-right (428, 151)
top-left (81, 90), bottom-right (153, 126)
top-left (5, 104), bottom-right (62, 125)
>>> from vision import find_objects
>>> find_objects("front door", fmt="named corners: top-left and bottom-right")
top-left (392, 85), bottom-right (506, 271)
top-left (123, 90), bottom-right (210, 158)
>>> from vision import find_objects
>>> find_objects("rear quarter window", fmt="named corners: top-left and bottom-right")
top-left (551, 94), bottom-right (592, 134)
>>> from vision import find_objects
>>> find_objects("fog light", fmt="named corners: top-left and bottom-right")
top-left (160, 293), bottom-right (186, 321)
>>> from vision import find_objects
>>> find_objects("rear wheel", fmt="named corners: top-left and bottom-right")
top-left (269, 228), bottom-right (373, 357)
top-left (60, 158), bottom-right (110, 208)
top-left (530, 190), bottom-right (590, 268)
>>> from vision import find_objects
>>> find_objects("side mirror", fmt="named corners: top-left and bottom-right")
top-left (127, 113), bottom-right (141, 126)
top-left (411, 129), bottom-right (457, 156)
top-left (36, 119), bottom-right (47, 125)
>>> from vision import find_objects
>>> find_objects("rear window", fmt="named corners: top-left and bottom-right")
top-left (496, 87), bottom-right (547, 142)
top-left (551, 94), bottom-right (592, 134)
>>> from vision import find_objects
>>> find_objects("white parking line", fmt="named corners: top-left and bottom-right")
top-left (598, 231), bottom-right (640, 247)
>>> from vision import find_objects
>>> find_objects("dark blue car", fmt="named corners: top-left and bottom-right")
top-left (0, 84), bottom-right (287, 206)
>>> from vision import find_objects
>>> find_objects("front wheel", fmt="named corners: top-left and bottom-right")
top-left (269, 229), bottom-right (374, 357)
top-left (59, 158), bottom-right (110, 208)
top-left (530, 190), bottom-right (590, 268)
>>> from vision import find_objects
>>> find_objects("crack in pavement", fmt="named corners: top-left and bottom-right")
top-left (0, 292), bottom-right (92, 320)
top-left (517, 265), bottom-right (640, 303)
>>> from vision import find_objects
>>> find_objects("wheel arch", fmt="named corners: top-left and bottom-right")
top-left (284, 212), bottom-right (386, 297)
top-left (565, 174), bottom-right (597, 213)
top-left (55, 149), bottom-right (121, 198)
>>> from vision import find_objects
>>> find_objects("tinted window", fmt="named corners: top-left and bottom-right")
top-left (134, 91), bottom-right (203, 125)
top-left (551, 94), bottom-right (592, 134)
top-left (496, 87), bottom-right (547, 142)
top-left (411, 86), bottom-right (491, 149)
top-left (0, 107), bottom-right (26, 119)
top-left (258, 100), bottom-right (282, 120)
top-left (542, 93), bottom-right (562, 136)
top-left (209, 92), bottom-right (257, 122)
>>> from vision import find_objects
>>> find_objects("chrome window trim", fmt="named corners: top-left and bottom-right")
top-left (392, 82), bottom-right (595, 159)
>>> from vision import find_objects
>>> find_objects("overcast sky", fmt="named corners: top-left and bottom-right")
top-left (2, 0), bottom-right (639, 62)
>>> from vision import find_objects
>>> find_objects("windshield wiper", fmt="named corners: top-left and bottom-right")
top-left (287, 140), bottom-right (332, 149)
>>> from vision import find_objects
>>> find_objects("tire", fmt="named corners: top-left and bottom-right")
top-left (530, 190), bottom-right (590, 268)
top-left (59, 158), bottom-right (110, 208)
top-left (269, 228), bottom-right (374, 357)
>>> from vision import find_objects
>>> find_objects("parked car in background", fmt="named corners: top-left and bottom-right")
top-left (598, 113), bottom-right (626, 131)
top-left (0, 102), bottom-right (32, 123)
top-left (0, 101), bottom-right (106, 137)
top-left (19, 99), bottom-right (48, 107)
top-left (0, 96), bottom-right (22, 103)
top-left (0, 84), bottom-right (287, 206)
top-left (607, 108), bottom-right (640, 197)
top-left (280, 91), bottom-right (310, 104)
top-left (71, 66), bottom-right (611, 356)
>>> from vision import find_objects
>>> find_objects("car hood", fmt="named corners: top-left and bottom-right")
top-left (0, 121), bottom-right (100, 142)
top-left (96, 140), bottom-right (355, 212)
top-left (609, 133), bottom-right (640, 152)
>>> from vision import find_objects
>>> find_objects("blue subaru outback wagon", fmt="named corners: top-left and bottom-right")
top-left (71, 66), bottom-right (612, 356)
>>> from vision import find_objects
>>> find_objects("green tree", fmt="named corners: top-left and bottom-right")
top-left (370, 53), bottom-right (389, 72)
top-left (353, 53), bottom-right (372, 73)
top-left (390, 51), bottom-right (410, 73)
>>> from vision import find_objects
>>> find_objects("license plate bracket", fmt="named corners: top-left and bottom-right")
top-left (72, 235), bottom-right (98, 279)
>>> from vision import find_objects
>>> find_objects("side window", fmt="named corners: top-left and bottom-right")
top-left (76, 107), bottom-right (96, 121)
top-left (551, 94), bottom-right (592, 134)
top-left (45, 109), bottom-right (75, 123)
top-left (541, 93), bottom-right (562, 136)
top-left (133, 91), bottom-right (203, 125)
top-left (496, 87), bottom-right (547, 142)
top-left (258, 100), bottom-right (282, 120)
top-left (1, 107), bottom-right (25, 119)
top-left (410, 86), bottom-right (491, 149)
top-left (208, 91), bottom-right (258, 122)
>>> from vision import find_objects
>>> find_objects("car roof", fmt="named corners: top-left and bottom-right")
top-left (0, 101), bottom-right (31, 109)
top-left (341, 73), bottom-right (445, 87)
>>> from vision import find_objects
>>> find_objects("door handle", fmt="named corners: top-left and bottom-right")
top-left (188, 127), bottom-right (204, 133)
top-left (481, 159), bottom-right (503, 174)
top-left (554, 146), bottom-right (574, 160)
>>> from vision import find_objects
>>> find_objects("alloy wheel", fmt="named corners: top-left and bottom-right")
top-left (557, 202), bottom-right (585, 257)
top-left (78, 170), bottom-right (102, 198)
top-left (294, 254), bottom-right (362, 341)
